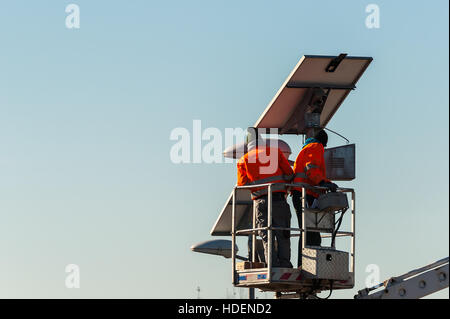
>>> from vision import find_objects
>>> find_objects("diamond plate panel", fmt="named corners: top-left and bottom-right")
top-left (302, 248), bottom-right (349, 280)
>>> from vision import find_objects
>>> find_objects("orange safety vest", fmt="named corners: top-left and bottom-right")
top-left (237, 146), bottom-right (294, 200)
top-left (292, 140), bottom-right (330, 198)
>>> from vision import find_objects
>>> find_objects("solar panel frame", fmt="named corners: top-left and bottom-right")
top-left (254, 55), bottom-right (372, 135)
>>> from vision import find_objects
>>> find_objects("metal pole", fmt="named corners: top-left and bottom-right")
top-left (231, 187), bottom-right (237, 285)
top-left (267, 184), bottom-right (273, 281)
top-left (351, 190), bottom-right (356, 283)
top-left (249, 288), bottom-right (255, 299)
top-left (252, 201), bottom-right (256, 263)
top-left (247, 232), bottom-right (255, 300)
top-left (301, 186), bottom-right (306, 251)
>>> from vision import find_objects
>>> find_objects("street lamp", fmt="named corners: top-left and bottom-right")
top-left (191, 239), bottom-right (255, 299)
top-left (191, 239), bottom-right (246, 260)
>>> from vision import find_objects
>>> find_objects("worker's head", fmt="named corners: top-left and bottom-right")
top-left (246, 127), bottom-right (262, 151)
top-left (314, 129), bottom-right (328, 147)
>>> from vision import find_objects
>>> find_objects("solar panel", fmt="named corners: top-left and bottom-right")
top-left (254, 54), bottom-right (372, 135)
top-left (210, 188), bottom-right (253, 236)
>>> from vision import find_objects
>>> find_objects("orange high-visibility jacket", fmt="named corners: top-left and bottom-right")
top-left (237, 146), bottom-right (294, 200)
top-left (293, 140), bottom-right (329, 197)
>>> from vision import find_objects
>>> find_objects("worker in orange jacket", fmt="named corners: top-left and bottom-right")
top-left (291, 129), bottom-right (338, 266)
top-left (237, 128), bottom-right (294, 268)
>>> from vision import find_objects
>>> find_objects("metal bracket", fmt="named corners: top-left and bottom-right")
top-left (325, 53), bottom-right (347, 73)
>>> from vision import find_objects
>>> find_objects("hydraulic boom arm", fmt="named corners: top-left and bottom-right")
top-left (355, 257), bottom-right (449, 299)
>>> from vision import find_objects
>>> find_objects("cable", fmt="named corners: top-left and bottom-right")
top-left (324, 127), bottom-right (350, 144)
top-left (331, 208), bottom-right (347, 247)
top-left (310, 280), bottom-right (334, 299)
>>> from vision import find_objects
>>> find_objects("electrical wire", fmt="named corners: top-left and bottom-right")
top-left (315, 281), bottom-right (334, 299)
top-left (332, 208), bottom-right (347, 247)
top-left (310, 280), bottom-right (334, 299)
top-left (324, 127), bottom-right (350, 144)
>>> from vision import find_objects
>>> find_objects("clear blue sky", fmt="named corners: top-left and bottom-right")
top-left (0, 0), bottom-right (448, 298)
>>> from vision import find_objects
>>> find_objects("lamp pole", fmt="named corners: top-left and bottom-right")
top-left (248, 235), bottom-right (255, 299)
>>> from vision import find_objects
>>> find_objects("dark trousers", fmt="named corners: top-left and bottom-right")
top-left (291, 190), bottom-right (322, 267)
top-left (255, 195), bottom-right (292, 268)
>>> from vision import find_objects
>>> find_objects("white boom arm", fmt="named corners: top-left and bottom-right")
top-left (355, 257), bottom-right (449, 299)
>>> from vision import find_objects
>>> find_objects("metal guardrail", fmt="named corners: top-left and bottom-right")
top-left (231, 182), bottom-right (355, 287)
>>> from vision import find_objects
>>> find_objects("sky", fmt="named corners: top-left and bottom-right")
top-left (0, 0), bottom-right (448, 299)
